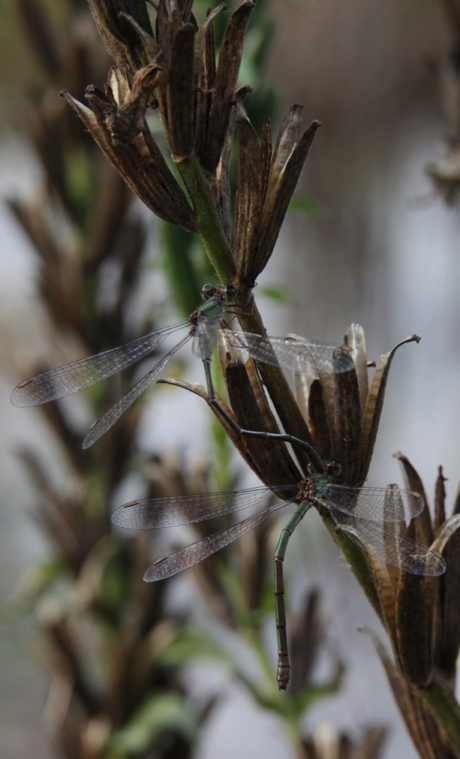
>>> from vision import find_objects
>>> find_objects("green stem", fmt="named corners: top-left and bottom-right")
top-left (419, 673), bottom-right (460, 756)
top-left (176, 155), bottom-right (236, 284)
top-left (177, 153), bottom-right (312, 476)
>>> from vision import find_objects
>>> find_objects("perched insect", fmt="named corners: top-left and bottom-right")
top-left (112, 461), bottom-right (445, 690)
top-left (11, 284), bottom-right (354, 448)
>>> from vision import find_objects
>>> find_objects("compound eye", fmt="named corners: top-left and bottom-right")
top-left (225, 285), bottom-right (236, 300)
top-left (326, 461), bottom-right (342, 477)
top-left (201, 284), bottom-right (215, 300)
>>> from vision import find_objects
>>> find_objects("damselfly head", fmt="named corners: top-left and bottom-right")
top-left (325, 461), bottom-right (342, 478)
top-left (201, 284), bottom-right (217, 300)
top-left (201, 284), bottom-right (237, 303)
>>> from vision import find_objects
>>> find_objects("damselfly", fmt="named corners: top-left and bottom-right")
top-left (11, 285), bottom-right (355, 448)
top-left (112, 465), bottom-right (445, 690)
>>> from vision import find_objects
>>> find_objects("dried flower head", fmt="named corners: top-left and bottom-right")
top-left (63, 0), bottom-right (254, 235)
top-left (359, 456), bottom-right (460, 758)
top-left (62, 0), bottom-right (320, 292)
top-left (235, 102), bottom-right (321, 291)
top-left (211, 324), bottom-right (421, 489)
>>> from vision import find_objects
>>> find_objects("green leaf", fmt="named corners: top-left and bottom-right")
top-left (108, 693), bottom-right (197, 757)
top-left (290, 661), bottom-right (345, 715)
top-left (64, 144), bottom-right (94, 228)
top-left (254, 659), bottom-right (345, 722)
top-left (257, 284), bottom-right (296, 305)
top-left (0, 557), bottom-right (67, 623)
top-left (160, 223), bottom-right (207, 318)
top-left (97, 545), bottom-right (133, 623)
top-left (257, 581), bottom-right (276, 616)
top-left (289, 195), bottom-right (320, 216)
top-left (158, 626), bottom-right (234, 669)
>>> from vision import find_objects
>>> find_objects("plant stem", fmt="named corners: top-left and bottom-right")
top-left (420, 673), bottom-right (460, 756)
top-left (176, 154), bottom-right (236, 284)
top-left (177, 152), bottom-right (313, 474)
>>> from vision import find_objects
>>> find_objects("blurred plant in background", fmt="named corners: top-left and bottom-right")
top-left (2, 1), bottom-right (380, 758)
top-left (426, 0), bottom-right (460, 203)
top-left (361, 454), bottom-right (460, 759)
top-left (4, 0), bottom-right (460, 758)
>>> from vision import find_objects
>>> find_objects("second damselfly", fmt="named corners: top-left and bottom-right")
top-left (112, 465), bottom-right (445, 690)
top-left (11, 284), bottom-right (355, 448)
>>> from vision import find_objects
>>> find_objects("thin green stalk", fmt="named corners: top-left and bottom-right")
top-left (177, 153), bottom-right (313, 476)
top-left (420, 673), bottom-right (460, 756)
top-left (176, 154), bottom-right (236, 284)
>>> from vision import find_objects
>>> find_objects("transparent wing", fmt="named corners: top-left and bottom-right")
top-left (320, 485), bottom-right (425, 523)
top-left (144, 500), bottom-right (287, 581)
top-left (223, 331), bottom-right (354, 375)
top-left (332, 512), bottom-right (446, 577)
top-left (112, 485), bottom-right (294, 529)
top-left (11, 321), bottom-right (190, 406)
top-left (82, 333), bottom-right (191, 448)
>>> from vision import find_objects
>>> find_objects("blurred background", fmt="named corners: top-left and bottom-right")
top-left (1, 0), bottom-right (459, 757)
